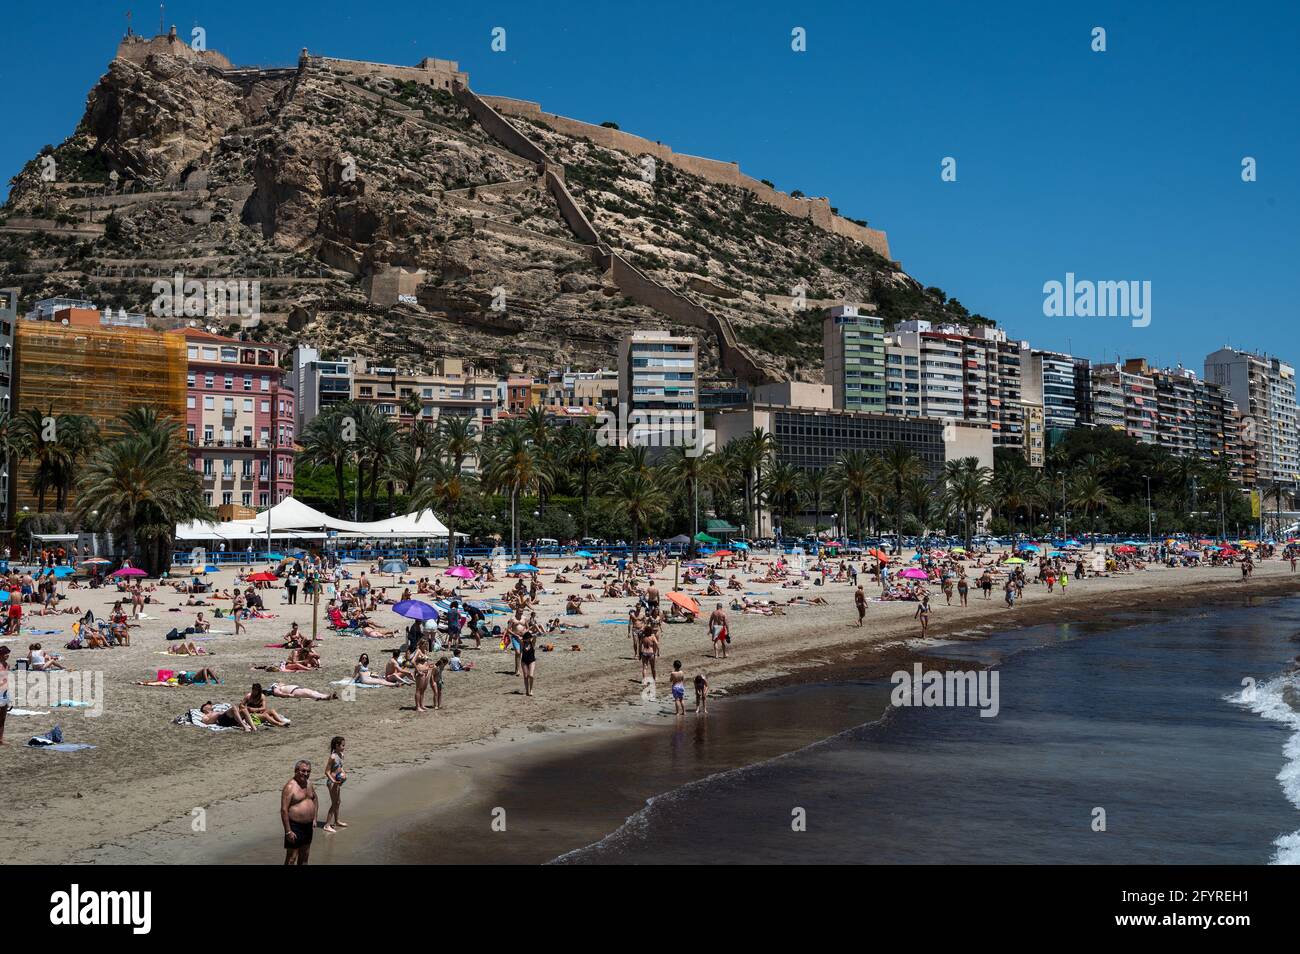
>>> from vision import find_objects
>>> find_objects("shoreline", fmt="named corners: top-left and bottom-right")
top-left (53, 562), bottom-right (1300, 866)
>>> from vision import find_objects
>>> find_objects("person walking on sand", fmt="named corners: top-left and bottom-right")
top-left (0, 647), bottom-right (11, 745)
top-left (281, 759), bottom-right (318, 865)
top-left (957, 573), bottom-right (969, 607)
top-left (323, 737), bottom-right (347, 834)
top-left (520, 631), bottom-right (538, 697)
top-left (694, 671), bottom-right (709, 715)
top-left (914, 593), bottom-right (931, 637)
top-left (639, 625), bottom-right (660, 683)
top-left (709, 603), bottom-right (729, 659)
top-left (506, 609), bottom-right (527, 677)
top-left (670, 660), bottom-right (687, 715)
top-left (854, 584), bottom-right (866, 627)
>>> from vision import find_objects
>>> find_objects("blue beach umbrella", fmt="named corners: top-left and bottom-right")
top-left (392, 599), bottom-right (439, 621)
top-left (508, 563), bottom-right (539, 573)
top-left (0, 590), bottom-right (9, 602)
top-left (574, 550), bottom-right (595, 558)
top-left (733, 542), bottom-right (750, 550)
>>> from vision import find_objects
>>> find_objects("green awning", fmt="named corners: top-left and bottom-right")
top-left (704, 520), bottom-right (739, 533)
top-left (694, 532), bottom-right (720, 544)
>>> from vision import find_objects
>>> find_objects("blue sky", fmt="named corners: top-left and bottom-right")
top-left (1, 0), bottom-right (1295, 370)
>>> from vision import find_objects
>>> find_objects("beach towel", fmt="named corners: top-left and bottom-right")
top-left (51, 699), bottom-right (92, 708)
top-left (32, 742), bottom-right (96, 752)
top-left (329, 679), bottom-right (384, 688)
top-left (27, 629), bottom-right (62, 635)
top-left (175, 703), bottom-right (234, 731)
top-left (8, 708), bottom-right (49, 716)
top-left (600, 618), bottom-right (628, 624)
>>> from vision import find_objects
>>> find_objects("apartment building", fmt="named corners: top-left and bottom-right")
top-left (1091, 363), bottom-right (1158, 444)
top-left (1204, 347), bottom-right (1299, 488)
top-left (617, 331), bottom-right (698, 448)
top-left (0, 289), bottom-right (16, 526)
top-left (823, 304), bottom-right (886, 413)
top-left (542, 368), bottom-right (619, 411)
top-left (886, 320), bottom-right (1031, 460)
top-left (184, 331), bottom-right (295, 509)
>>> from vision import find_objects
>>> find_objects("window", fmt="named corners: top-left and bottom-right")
top-left (260, 376), bottom-right (270, 392)
top-left (204, 373), bottom-right (214, 388)
top-left (203, 459), bottom-right (213, 475)
top-left (224, 375), bottom-right (234, 391)
top-left (259, 493), bottom-right (269, 507)
top-left (203, 425), bottom-right (214, 443)
top-left (241, 492), bottom-right (252, 507)
top-left (187, 396), bottom-right (196, 409)
top-left (186, 425), bottom-right (195, 443)
top-left (243, 399), bottom-right (253, 413)
top-left (261, 401), bottom-right (270, 413)
top-left (243, 375), bottom-right (252, 391)
top-left (222, 492), bottom-right (233, 506)
top-left (186, 373), bottom-right (195, 387)
top-left (203, 395), bottom-right (215, 411)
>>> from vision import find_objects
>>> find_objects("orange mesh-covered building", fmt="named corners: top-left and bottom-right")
top-left (12, 315), bottom-right (187, 515)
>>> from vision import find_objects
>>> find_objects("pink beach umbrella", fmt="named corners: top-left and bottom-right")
top-left (900, 568), bottom-right (929, 580)
top-left (444, 566), bottom-right (475, 579)
top-left (112, 567), bottom-right (147, 577)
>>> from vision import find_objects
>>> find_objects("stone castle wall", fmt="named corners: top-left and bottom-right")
top-left (302, 54), bottom-right (467, 90)
top-left (115, 31), bottom-right (233, 69)
top-left (483, 95), bottom-right (891, 260)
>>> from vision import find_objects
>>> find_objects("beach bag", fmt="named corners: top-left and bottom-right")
top-left (165, 627), bottom-right (182, 641)
top-left (157, 669), bottom-right (175, 682)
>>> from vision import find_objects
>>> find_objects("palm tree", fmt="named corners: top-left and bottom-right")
top-left (762, 460), bottom-right (805, 537)
top-left (299, 406), bottom-right (356, 515)
top-left (436, 415), bottom-right (479, 473)
top-left (903, 474), bottom-right (933, 538)
top-left (881, 445), bottom-right (925, 543)
top-left (1070, 472), bottom-right (1117, 543)
top-left (561, 423), bottom-right (603, 540)
top-left (600, 466), bottom-right (667, 563)
top-left (75, 407), bottom-right (210, 572)
top-left (12, 406), bottom-right (66, 512)
top-left (942, 457), bottom-right (991, 550)
top-left (666, 446), bottom-right (716, 556)
top-left (1201, 460), bottom-right (1236, 540)
top-left (748, 428), bottom-right (778, 538)
top-left (482, 421), bottom-right (551, 559)
top-left (828, 450), bottom-right (873, 540)
top-left (52, 414), bottom-right (100, 510)
top-left (805, 470), bottom-right (829, 538)
top-left (356, 406), bottom-right (402, 520)
top-left (410, 456), bottom-right (474, 565)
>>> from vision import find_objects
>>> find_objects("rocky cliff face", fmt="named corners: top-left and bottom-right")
top-left (0, 48), bottom-right (988, 381)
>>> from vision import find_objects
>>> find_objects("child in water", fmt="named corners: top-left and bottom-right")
top-left (670, 660), bottom-right (687, 715)
top-left (693, 671), bottom-right (709, 715)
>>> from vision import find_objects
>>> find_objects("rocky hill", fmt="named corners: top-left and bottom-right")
top-left (0, 40), bottom-right (991, 383)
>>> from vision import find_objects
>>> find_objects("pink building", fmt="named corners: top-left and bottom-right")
top-left (184, 330), bottom-right (295, 510)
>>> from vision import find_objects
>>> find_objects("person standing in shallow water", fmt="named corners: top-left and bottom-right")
top-left (854, 585), bottom-right (866, 627)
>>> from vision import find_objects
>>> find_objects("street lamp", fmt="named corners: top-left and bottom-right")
top-left (1143, 474), bottom-right (1153, 545)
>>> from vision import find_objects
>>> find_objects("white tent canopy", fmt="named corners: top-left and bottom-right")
top-left (177, 496), bottom-right (451, 542)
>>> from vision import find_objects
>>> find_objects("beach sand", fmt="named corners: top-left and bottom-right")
top-left (2, 552), bottom-right (1297, 864)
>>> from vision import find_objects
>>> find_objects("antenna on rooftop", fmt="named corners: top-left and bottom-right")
top-left (159, 2), bottom-right (164, 35)
top-left (126, 8), bottom-right (133, 36)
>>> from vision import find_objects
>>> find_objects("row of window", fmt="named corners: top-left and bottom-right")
top-left (188, 395), bottom-right (294, 417)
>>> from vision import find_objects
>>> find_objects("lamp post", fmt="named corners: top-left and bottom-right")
top-left (1144, 474), bottom-right (1153, 545)
top-left (1061, 473), bottom-right (1068, 541)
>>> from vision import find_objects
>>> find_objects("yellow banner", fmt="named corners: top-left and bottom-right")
top-left (1250, 490), bottom-right (1261, 518)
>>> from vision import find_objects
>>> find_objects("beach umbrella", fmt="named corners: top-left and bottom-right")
top-left (900, 568), bottom-right (929, 580)
top-left (113, 567), bottom-right (146, 577)
top-left (694, 532), bottom-right (720, 544)
top-left (574, 550), bottom-right (595, 558)
top-left (1004, 557), bottom-right (1025, 565)
top-left (80, 558), bottom-right (111, 566)
top-left (666, 591), bottom-right (701, 616)
top-left (868, 548), bottom-right (891, 562)
top-left (732, 542), bottom-right (750, 550)
top-left (392, 599), bottom-right (439, 621)
top-left (380, 559), bottom-right (408, 573)
top-left (265, 553), bottom-right (284, 561)
top-left (1018, 544), bottom-right (1040, 552)
top-left (1114, 546), bottom-right (1136, 554)
top-left (444, 566), bottom-right (474, 578)
top-left (713, 549), bottom-right (734, 558)
top-left (246, 571), bottom-right (278, 582)
top-left (507, 563), bottom-right (539, 574)
top-left (465, 599), bottom-right (493, 612)
top-left (951, 546), bottom-right (967, 553)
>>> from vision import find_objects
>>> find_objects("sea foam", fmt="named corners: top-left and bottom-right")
top-left (1225, 674), bottom-right (1300, 864)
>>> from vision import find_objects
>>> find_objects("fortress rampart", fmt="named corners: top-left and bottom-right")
top-left (482, 95), bottom-right (890, 259)
top-left (300, 53), bottom-right (467, 91)
top-left (115, 28), bottom-right (233, 69)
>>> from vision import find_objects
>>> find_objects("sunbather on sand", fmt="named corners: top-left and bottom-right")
top-left (166, 641), bottom-right (210, 656)
top-left (197, 700), bottom-right (255, 732)
top-left (243, 683), bottom-right (291, 726)
top-left (137, 667), bottom-right (219, 686)
top-left (267, 683), bottom-right (337, 701)
top-left (353, 653), bottom-right (401, 686)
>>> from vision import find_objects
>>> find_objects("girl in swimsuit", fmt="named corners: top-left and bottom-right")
top-left (433, 655), bottom-right (448, 710)
top-left (268, 683), bottom-right (336, 700)
top-left (324, 736), bottom-right (347, 833)
top-left (520, 634), bottom-right (537, 697)
top-left (670, 660), bottom-right (687, 715)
